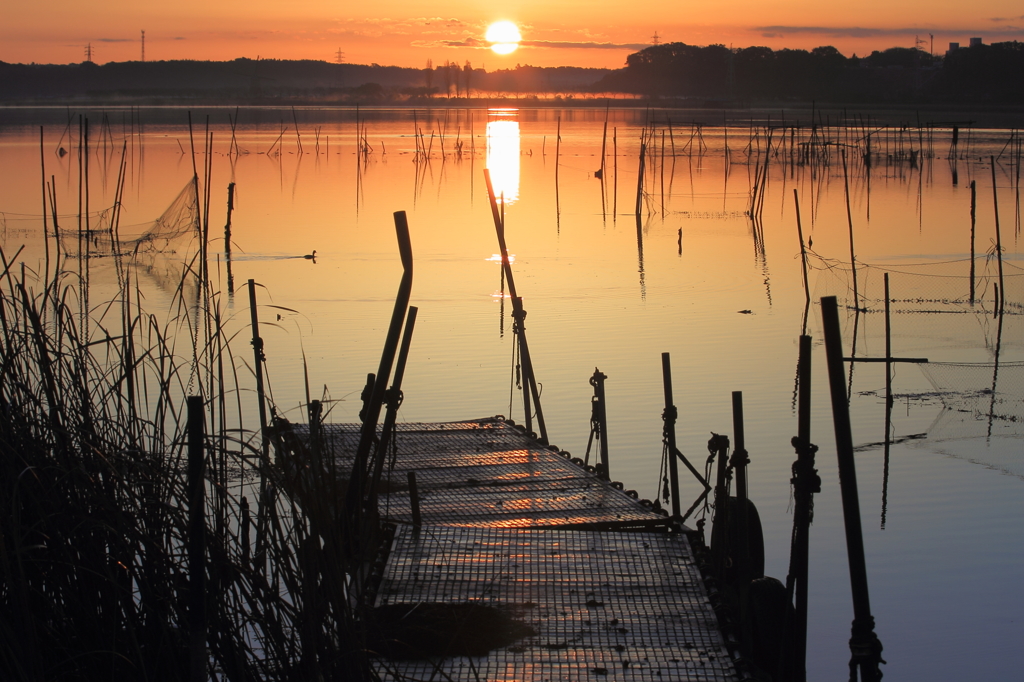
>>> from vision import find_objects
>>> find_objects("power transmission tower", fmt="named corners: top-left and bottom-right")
top-left (141, 30), bottom-right (145, 62)
top-left (84, 43), bottom-right (94, 63)
top-left (335, 48), bottom-right (345, 64)
top-left (651, 31), bottom-right (660, 46)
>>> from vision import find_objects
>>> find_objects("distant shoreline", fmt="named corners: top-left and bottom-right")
top-left (2, 100), bottom-right (1023, 129)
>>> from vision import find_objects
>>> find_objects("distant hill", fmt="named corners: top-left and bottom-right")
top-left (0, 58), bottom-right (612, 104)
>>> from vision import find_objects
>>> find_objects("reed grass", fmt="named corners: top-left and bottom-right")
top-left (0, 243), bottom-right (374, 680)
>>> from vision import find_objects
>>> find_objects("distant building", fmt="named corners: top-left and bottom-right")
top-left (947, 42), bottom-right (960, 56)
top-left (970, 37), bottom-right (983, 47)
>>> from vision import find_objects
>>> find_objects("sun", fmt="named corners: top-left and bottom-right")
top-left (486, 21), bottom-right (521, 55)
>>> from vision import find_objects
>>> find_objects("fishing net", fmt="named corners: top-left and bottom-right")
top-left (810, 252), bottom-right (1024, 448)
top-left (809, 253), bottom-right (1024, 352)
top-left (59, 179), bottom-right (200, 258)
top-left (917, 360), bottom-right (1024, 440)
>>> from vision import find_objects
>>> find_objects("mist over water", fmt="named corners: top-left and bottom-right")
top-left (1, 106), bottom-right (1022, 679)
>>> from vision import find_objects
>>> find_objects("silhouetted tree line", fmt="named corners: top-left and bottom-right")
top-left (0, 59), bottom-right (428, 102)
top-left (0, 58), bottom-right (610, 103)
top-left (2, 42), bottom-right (1023, 104)
top-left (596, 41), bottom-right (1024, 103)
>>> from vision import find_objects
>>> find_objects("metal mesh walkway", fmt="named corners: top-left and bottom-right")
top-left (294, 417), bottom-right (737, 680)
top-left (320, 418), bottom-right (665, 528)
top-left (374, 525), bottom-right (736, 681)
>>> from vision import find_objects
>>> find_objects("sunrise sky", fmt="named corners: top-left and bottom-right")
top-left (3, 1), bottom-right (1024, 70)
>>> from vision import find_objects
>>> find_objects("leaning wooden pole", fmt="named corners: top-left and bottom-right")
top-left (369, 305), bottom-right (419, 508)
top-left (484, 169), bottom-right (548, 443)
top-left (821, 296), bottom-right (885, 682)
top-left (348, 211), bottom-right (414, 525)
top-left (247, 279), bottom-right (270, 466)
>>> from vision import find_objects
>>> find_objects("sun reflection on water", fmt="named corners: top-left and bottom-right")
top-left (486, 110), bottom-right (520, 206)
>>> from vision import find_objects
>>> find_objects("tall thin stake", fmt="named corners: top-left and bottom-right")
top-left (841, 150), bottom-right (860, 309)
top-left (970, 180), bottom-right (976, 304)
top-left (794, 189), bottom-right (810, 304)
top-left (991, 157), bottom-right (1005, 314)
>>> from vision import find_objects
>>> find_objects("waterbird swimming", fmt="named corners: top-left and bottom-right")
top-left (303, 250), bottom-right (317, 260)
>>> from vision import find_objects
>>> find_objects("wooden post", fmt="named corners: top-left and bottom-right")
top-left (841, 151), bottom-right (860, 309)
top-left (661, 353), bottom-right (681, 518)
top-left (794, 189), bottom-right (811, 304)
top-left (821, 296), bottom-right (884, 682)
top-left (786, 334), bottom-right (818, 682)
top-left (991, 157), bottom-right (1005, 315)
top-left (225, 183), bottom-right (235, 295)
top-left (970, 180), bottom-right (976, 304)
top-left (187, 396), bottom-right (207, 682)
top-left (247, 279), bottom-right (270, 465)
top-left (369, 306), bottom-right (419, 507)
top-left (247, 279), bottom-right (270, 573)
top-left (484, 169), bottom-right (548, 444)
top-left (635, 132), bottom-right (647, 217)
top-left (731, 391), bottom-right (751, 648)
top-left (590, 369), bottom-right (610, 480)
top-left (348, 212), bottom-right (414, 522)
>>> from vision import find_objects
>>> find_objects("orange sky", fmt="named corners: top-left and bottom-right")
top-left (3, 1), bottom-right (1024, 69)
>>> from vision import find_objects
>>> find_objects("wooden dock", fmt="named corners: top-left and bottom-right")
top-left (304, 417), bottom-right (739, 681)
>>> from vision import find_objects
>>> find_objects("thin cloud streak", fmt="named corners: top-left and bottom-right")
top-left (413, 38), bottom-right (648, 50)
top-left (521, 40), bottom-right (649, 50)
top-left (755, 24), bottom-right (1024, 39)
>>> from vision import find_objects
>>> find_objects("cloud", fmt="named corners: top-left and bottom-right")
top-left (97, 38), bottom-right (133, 43)
top-left (413, 37), bottom-right (485, 48)
top-left (755, 26), bottom-right (928, 38)
top-left (414, 37), bottom-right (647, 50)
top-left (990, 16), bottom-right (1024, 23)
top-left (520, 40), bottom-right (650, 50)
top-left (755, 25), bottom-right (1024, 39)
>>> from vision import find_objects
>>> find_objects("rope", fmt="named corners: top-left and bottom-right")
top-left (658, 405), bottom-right (678, 505)
top-left (848, 615), bottom-right (886, 682)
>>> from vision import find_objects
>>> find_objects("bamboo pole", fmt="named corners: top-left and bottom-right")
top-left (794, 189), bottom-right (811, 304)
top-left (841, 150), bottom-right (860, 309)
top-left (970, 180), bottom-right (976, 304)
top-left (991, 158), bottom-right (1005, 315)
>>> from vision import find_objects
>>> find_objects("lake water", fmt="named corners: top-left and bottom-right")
top-left (1, 106), bottom-right (1022, 679)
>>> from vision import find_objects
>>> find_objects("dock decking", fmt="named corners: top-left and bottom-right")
top-left (315, 417), bottom-right (739, 681)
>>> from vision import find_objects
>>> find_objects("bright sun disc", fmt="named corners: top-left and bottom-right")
top-left (486, 21), bottom-right (521, 55)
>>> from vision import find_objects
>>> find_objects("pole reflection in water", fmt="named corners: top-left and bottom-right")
top-left (486, 110), bottom-right (520, 206)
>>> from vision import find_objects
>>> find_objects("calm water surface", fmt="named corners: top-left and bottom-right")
top-left (1, 106), bottom-right (1022, 679)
